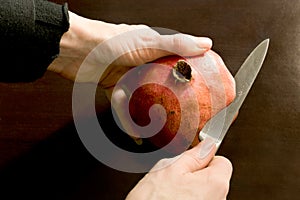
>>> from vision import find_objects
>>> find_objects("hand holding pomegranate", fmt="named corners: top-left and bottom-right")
top-left (48, 11), bottom-right (212, 86)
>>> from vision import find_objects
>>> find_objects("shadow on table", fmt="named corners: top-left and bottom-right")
top-left (0, 108), bottom-right (158, 200)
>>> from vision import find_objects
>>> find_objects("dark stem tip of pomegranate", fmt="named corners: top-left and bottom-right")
top-left (172, 60), bottom-right (192, 82)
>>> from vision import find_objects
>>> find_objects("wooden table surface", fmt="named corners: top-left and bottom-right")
top-left (0, 0), bottom-right (299, 199)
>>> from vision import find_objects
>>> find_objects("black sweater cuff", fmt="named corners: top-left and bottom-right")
top-left (35, 0), bottom-right (70, 60)
top-left (0, 0), bottom-right (70, 82)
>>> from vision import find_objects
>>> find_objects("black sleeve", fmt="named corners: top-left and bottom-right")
top-left (0, 0), bottom-right (70, 82)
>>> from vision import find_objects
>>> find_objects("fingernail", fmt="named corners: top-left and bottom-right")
top-left (134, 137), bottom-right (143, 145)
top-left (199, 137), bottom-right (216, 159)
top-left (197, 37), bottom-right (213, 50)
top-left (121, 84), bottom-right (131, 98)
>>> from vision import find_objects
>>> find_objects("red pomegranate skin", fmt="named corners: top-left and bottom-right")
top-left (118, 50), bottom-right (236, 151)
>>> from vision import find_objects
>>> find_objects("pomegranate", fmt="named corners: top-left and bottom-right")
top-left (115, 50), bottom-right (236, 153)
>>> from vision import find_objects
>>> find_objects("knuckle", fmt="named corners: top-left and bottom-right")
top-left (156, 158), bottom-right (170, 165)
top-left (217, 156), bottom-right (233, 172)
top-left (151, 158), bottom-right (173, 171)
top-left (172, 34), bottom-right (184, 48)
top-left (210, 175), bottom-right (231, 197)
top-left (134, 24), bottom-right (150, 30)
top-left (170, 34), bottom-right (193, 54)
top-left (117, 23), bottom-right (131, 31)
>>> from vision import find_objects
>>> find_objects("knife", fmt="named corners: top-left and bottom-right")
top-left (199, 39), bottom-right (270, 148)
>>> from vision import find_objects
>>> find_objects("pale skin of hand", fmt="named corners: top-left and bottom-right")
top-left (126, 140), bottom-right (233, 200)
top-left (48, 11), bottom-right (232, 199)
top-left (48, 11), bottom-right (212, 93)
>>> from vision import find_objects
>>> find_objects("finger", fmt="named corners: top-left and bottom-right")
top-left (194, 156), bottom-right (233, 199)
top-left (208, 156), bottom-right (233, 178)
top-left (149, 155), bottom-right (181, 172)
top-left (111, 28), bottom-right (212, 67)
top-left (196, 156), bottom-right (233, 181)
top-left (158, 34), bottom-right (212, 57)
top-left (119, 33), bottom-right (212, 66)
top-left (232, 111), bottom-right (239, 123)
top-left (170, 137), bottom-right (217, 173)
top-left (110, 87), bottom-right (142, 143)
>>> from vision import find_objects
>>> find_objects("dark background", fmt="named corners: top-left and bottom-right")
top-left (0, 0), bottom-right (299, 199)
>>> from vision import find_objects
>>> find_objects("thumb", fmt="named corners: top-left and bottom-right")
top-left (171, 137), bottom-right (218, 173)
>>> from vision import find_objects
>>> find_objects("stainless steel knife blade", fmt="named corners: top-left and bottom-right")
top-left (199, 39), bottom-right (269, 147)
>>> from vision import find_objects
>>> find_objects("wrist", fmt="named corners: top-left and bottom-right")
top-left (48, 11), bottom-right (105, 73)
top-left (47, 8), bottom-right (126, 79)
top-left (60, 11), bottom-right (124, 55)
top-left (58, 11), bottom-right (97, 57)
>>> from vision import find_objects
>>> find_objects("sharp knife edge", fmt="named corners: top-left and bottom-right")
top-left (199, 39), bottom-right (270, 147)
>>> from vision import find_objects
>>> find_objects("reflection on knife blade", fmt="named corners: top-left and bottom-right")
top-left (199, 39), bottom-right (269, 148)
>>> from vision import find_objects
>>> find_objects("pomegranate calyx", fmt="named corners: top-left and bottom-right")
top-left (172, 60), bottom-right (192, 82)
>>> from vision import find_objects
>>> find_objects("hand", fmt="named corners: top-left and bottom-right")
top-left (126, 138), bottom-right (233, 200)
top-left (48, 11), bottom-right (212, 91)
